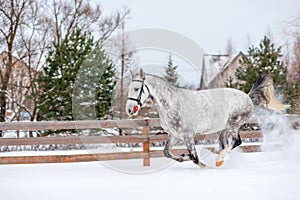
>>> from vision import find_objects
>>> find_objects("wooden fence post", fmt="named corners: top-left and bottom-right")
top-left (142, 120), bottom-right (150, 166)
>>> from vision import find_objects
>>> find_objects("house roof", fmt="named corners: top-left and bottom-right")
top-left (205, 51), bottom-right (244, 87)
top-left (218, 51), bottom-right (244, 76)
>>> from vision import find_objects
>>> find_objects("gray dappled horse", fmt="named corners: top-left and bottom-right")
top-left (126, 69), bottom-right (287, 168)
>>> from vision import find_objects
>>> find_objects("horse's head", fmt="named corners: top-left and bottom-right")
top-left (126, 69), bottom-right (152, 117)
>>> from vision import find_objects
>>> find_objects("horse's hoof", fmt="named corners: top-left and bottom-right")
top-left (176, 158), bottom-right (184, 162)
top-left (216, 160), bottom-right (224, 167)
top-left (199, 161), bottom-right (213, 169)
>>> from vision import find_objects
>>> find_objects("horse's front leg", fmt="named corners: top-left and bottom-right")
top-left (163, 135), bottom-right (190, 162)
top-left (183, 134), bottom-right (209, 168)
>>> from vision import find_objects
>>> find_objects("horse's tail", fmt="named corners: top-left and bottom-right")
top-left (248, 74), bottom-right (290, 113)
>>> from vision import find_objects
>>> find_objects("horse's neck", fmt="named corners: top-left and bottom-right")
top-left (145, 74), bottom-right (176, 109)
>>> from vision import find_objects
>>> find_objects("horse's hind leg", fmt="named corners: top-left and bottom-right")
top-left (215, 129), bottom-right (231, 166)
top-left (216, 137), bottom-right (234, 167)
top-left (216, 116), bottom-right (246, 166)
top-left (216, 127), bottom-right (243, 167)
top-left (218, 129), bottom-right (229, 150)
top-left (163, 135), bottom-right (190, 162)
top-left (216, 106), bottom-right (252, 167)
top-left (232, 131), bottom-right (242, 149)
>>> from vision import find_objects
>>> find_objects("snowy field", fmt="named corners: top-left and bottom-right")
top-left (1, 134), bottom-right (300, 200)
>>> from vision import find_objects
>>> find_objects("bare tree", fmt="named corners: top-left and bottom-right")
top-left (42, 0), bottom-right (129, 45)
top-left (0, 0), bottom-right (38, 137)
top-left (283, 13), bottom-right (300, 83)
top-left (0, 0), bottom-right (130, 137)
top-left (283, 13), bottom-right (300, 113)
top-left (225, 37), bottom-right (235, 60)
top-left (105, 21), bottom-right (138, 119)
top-left (36, 0), bottom-right (130, 120)
top-left (290, 42), bottom-right (300, 83)
top-left (0, 0), bottom-right (51, 137)
top-left (245, 34), bottom-right (252, 51)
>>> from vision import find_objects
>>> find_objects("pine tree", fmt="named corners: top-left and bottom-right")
top-left (94, 47), bottom-right (116, 119)
top-left (236, 36), bottom-right (287, 93)
top-left (37, 28), bottom-right (94, 122)
top-left (164, 55), bottom-right (179, 85)
top-left (283, 77), bottom-right (300, 114)
top-left (225, 76), bottom-right (239, 88)
top-left (72, 44), bottom-right (116, 120)
top-left (234, 36), bottom-right (299, 113)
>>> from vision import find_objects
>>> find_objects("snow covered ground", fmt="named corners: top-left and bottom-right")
top-left (1, 113), bottom-right (299, 200)
top-left (1, 136), bottom-right (300, 200)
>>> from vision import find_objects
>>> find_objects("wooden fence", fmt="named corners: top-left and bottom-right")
top-left (0, 115), bottom-right (299, 166)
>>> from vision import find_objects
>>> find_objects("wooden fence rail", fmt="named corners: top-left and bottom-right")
top-left (0, 115), bottom-right (299, 165)
top-left (0, 132), bottom-right (261, 165)
top-left (0, 118), bottom-right (161, 131)
top-left (0, 115), bottom-right (298, 131)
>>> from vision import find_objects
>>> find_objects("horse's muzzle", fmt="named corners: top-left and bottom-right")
top-left (127, 105), bottom-right (140, 117)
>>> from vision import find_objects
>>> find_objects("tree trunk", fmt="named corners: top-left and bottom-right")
top-left (0, 91), bottom-right (6, 137)
top-left (120, 21), bottom-right (125, 119)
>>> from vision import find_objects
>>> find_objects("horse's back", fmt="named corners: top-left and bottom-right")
top-left (197, 87), bottom-right (252, 107)
top-left (188, 88), bottom-right (253, 134)
top-left (194, 86), bottom-right (249, 101)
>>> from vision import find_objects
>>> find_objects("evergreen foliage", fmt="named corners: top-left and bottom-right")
top-left (72, 44), bottom-right (116, 120)
top-left (235, 36), bottom-right (287, 93)
top-left (95, 63), bottom-right (116, 118)
top-left (284, 78), bottom-right (300, 113)
top-left (38, 28), bottom-right (94, 121)
top-left (164, 55), bottom-right (179, 85)
top-left (38, 28), bottom-right (116, 125)
top-left (225, 76), bottom-right (239, 88)
top-left (233, 36), bottom-right (299, 113)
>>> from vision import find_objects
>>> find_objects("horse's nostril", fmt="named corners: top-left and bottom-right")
top-left (128, 109), bottom-right (132, 114)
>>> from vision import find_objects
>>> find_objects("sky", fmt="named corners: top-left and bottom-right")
top-left (100, 0), bottom-right (300, 53)
top-left (99, 0), bottom-right (300, 86)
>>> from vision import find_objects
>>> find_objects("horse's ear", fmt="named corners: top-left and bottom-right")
top-left (139, 68), bottom-right (145, 80)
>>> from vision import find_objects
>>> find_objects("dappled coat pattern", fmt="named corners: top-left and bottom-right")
top-left (126, 69), bottom-right (254, 168)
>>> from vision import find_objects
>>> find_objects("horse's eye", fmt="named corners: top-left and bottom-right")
top-left (134, 88), bottom-right (139, 92)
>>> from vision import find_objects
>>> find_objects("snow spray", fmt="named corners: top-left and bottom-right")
top-left (254, 108), bottom-right (300, 160)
